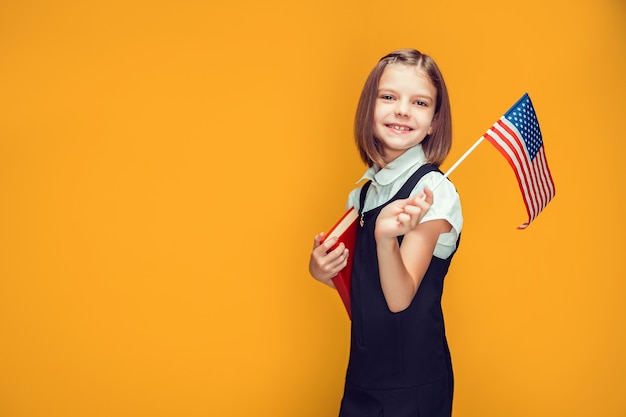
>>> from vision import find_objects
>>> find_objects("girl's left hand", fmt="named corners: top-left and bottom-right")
top-left (374, 187), bottom-right (433, 240)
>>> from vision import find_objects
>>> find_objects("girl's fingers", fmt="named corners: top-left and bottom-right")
top-left (330, 249), bottom-right (349, 270)
top-left (402, 206), bottom-right (422, 225)
top-left (323, 236), bottom-right (339, 250)
top-left (312, 233), bottom-right (324, 248)
top-left (423, 186), bottom-right (434, 204)
top-left (318, 241), bottom-right (345, 265)
top-left (397, 212), bottom-right (411, 226)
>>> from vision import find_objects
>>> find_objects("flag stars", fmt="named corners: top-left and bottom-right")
top-left (505, 95), bottom-right (543, 160)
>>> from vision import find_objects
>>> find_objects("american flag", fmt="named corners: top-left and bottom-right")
top-left (483, 93), bottom-right (556, 229)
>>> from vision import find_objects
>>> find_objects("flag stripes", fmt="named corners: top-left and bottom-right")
top-left (482, 95), bottom-right (556, 229)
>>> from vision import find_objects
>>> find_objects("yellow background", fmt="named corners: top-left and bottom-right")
top-left (1, 0), bottom-right (624, 416)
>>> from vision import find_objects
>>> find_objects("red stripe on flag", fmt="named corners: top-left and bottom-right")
top-left (535, 149), bottom-right (556, 202)
top-left (484, 117), bottom-right (556, 228)
top-left (483, 131), bottom-right (534, 225)
top-left (495, 119), bottom-right (546, 215)
top-left (485, 123), bottom-right (537, 220)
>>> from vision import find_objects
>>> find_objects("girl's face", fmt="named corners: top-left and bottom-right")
top-left (373, 64), bottom-right (437, 164)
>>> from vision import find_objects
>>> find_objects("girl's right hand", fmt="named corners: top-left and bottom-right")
top-left (375, 188), bottom-right (433, 241)
top-left (308, 233), bottom-right (348, 287)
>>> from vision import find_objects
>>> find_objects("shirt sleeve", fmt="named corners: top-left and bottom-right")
top-left (347, 187), bottom-right (361, 211)
top-left (410, 172), bottom-right (464, 259)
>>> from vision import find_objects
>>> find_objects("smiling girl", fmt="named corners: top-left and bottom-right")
top-left (309, 49), bottom-right (463, 417)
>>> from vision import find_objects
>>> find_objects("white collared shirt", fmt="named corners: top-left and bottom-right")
top-left (347, 145), bottom-right (463, 259)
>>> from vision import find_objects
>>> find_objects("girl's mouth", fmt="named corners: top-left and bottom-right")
top-left (386, 124), bottom-right (413, 132)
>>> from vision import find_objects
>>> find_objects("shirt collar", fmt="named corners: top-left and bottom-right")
top-left (356, 145), bottom-right (426, 186)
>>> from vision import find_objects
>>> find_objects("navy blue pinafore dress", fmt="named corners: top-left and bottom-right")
top-left (339, 164), bottom-right (459, 417)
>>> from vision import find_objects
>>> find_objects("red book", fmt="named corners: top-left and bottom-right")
top-left (322, 207), bottom-right (358, 319)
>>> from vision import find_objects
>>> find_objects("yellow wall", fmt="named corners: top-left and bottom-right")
top-left (1, 0), bottom-right (624, 416)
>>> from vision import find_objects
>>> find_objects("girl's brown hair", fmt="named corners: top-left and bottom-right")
top-left (355, 49), bottom-right (452, 168)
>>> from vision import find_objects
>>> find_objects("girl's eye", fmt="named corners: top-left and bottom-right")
top-left (380, 94), bottom-right (395, 100)
top-left (414, 101), bottom-right (428, 107)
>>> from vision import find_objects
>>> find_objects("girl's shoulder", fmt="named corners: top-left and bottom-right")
top-left (412, 171), bottom-right (461, 210)
top-left (415, 171), bottom-right (463, 234)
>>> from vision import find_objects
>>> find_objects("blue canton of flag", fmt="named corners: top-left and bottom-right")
top-left (504, 94), bottom-right (543, 160)
top-left (504, 95), bottom-right (542, 159)
top-left (483, 93), bottom-right (556, 229)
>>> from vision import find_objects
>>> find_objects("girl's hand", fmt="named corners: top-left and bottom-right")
top-left (375, 187), bottom-right (433, 240)
top-left (308, 233), bottom-right (348, 287)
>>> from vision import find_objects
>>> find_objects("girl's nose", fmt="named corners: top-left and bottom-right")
top-left (395, 100), bottom-right (409, 117)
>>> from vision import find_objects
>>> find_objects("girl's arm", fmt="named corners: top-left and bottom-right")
top-left (375, 188), bottom-right (451, 312)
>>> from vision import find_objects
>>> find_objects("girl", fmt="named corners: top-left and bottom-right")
top-left (309, 49), bottom-right (463, 417)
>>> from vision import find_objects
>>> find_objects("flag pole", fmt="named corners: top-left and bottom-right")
top-left (442, 136), bottom-right (484, 179)
top-left (428, 136), bottom-right (485, 193)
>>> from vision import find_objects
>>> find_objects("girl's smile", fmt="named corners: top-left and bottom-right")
top-left (385, 123), bottom-right (413, 132)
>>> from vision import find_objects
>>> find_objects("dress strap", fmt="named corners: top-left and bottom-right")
top-left (358, 181), bottom-right (371, 215)
top-left (393, 163), bottom-right (441, 200)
